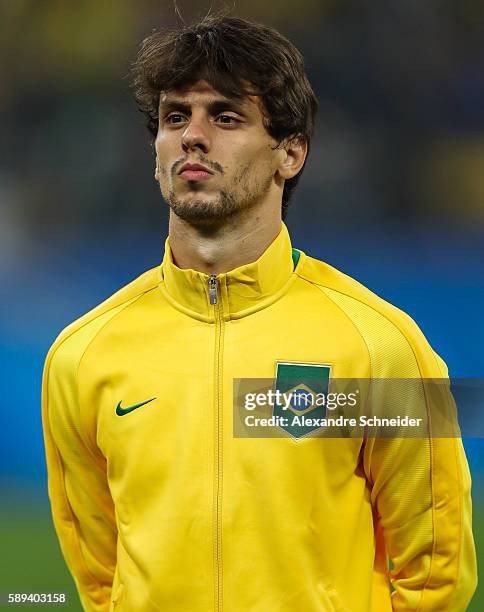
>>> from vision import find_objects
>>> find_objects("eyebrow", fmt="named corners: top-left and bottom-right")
top-left (158, 97), bottom-right (248, 116)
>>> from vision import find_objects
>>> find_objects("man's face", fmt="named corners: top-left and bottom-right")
top-left (154, 80), bottom-right (283, 224)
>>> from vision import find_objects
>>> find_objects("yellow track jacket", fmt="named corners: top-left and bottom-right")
top-left (42, 223), bottom-right (477, 611)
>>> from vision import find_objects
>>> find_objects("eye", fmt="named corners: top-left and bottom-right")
top-left (216, 114), bottom-right (239, 124)
top-left (165, 113), bottom-right (187, 124)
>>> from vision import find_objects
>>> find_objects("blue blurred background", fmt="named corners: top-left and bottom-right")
top-left (1, 1), bottom-right (483, 609)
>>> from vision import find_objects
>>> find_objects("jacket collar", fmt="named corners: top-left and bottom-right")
top-left (158, 222), bottom-right (300, 322)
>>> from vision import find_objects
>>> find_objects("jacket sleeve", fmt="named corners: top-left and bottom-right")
top-left (42, 336), bottom-right (117, 612)
top-left (363, 358), bottom-right (477, 610)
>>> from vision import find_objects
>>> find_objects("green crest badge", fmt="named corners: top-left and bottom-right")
top-left (274, 362), bottom-right (331, 439)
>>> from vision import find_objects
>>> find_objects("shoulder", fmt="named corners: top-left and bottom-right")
top-left (295, 252), bottom-right (447, 378)
top-left (43, 266), bottom-right (160, 380)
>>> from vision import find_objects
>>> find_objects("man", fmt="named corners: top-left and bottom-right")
top-left (42, 15), bottom-right (477, 612)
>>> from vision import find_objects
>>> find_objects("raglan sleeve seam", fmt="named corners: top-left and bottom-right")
top-left (74, 290), bottom-right (153, 459)
top-left (44, 289), bottom-right (156, 604)
top-left (310, 281), bottom-right (444, 609)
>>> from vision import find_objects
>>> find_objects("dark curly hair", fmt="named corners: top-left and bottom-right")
top-left (130, 15), bottom-right (318, 219)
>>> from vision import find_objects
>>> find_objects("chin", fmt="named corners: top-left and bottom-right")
top-left (167, 191), bottom-right (240, 224)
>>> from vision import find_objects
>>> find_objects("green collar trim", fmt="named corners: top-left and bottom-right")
top-left (292, 248), bottom-right (301, 270)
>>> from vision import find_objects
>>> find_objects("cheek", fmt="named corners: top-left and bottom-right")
top-left (229, 140), bottom-right (276, 176)
top-left (155, 146), bottom-right (172, 181)
top-left (155, 132), bottom-right (175, 161)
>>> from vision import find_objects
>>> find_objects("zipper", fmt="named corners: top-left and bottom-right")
top-left (209, 274), bottom-right (224, 611)
top-left (209, 274), bottom-right (218, 305)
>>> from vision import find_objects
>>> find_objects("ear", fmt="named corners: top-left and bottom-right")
top-left (277, 136), bottom-right (308, 180)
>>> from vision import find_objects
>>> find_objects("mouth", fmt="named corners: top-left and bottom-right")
top-left (178, 162), bottom-right (214, 182)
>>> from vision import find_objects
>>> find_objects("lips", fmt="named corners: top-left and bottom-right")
top-left (178, 162), bottom-right (214, 182)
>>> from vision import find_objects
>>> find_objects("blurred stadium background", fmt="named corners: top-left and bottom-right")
top-left (1, 1), bottom-right (483, 609)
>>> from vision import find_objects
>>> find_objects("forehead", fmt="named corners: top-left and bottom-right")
top-left (159, 79), bottom-right (261, 112)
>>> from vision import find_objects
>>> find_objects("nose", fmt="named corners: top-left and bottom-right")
top-left (181, 113), bottom-right (211, 154)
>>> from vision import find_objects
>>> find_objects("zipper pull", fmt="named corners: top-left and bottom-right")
top-left (208, 274), bottom-right (218, 305)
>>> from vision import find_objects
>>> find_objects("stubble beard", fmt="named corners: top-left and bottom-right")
top-left (162, 160), bottom-right (273, 225)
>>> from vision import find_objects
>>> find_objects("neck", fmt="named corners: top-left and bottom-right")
top-left (168, 202), bottom-right (282, 275)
